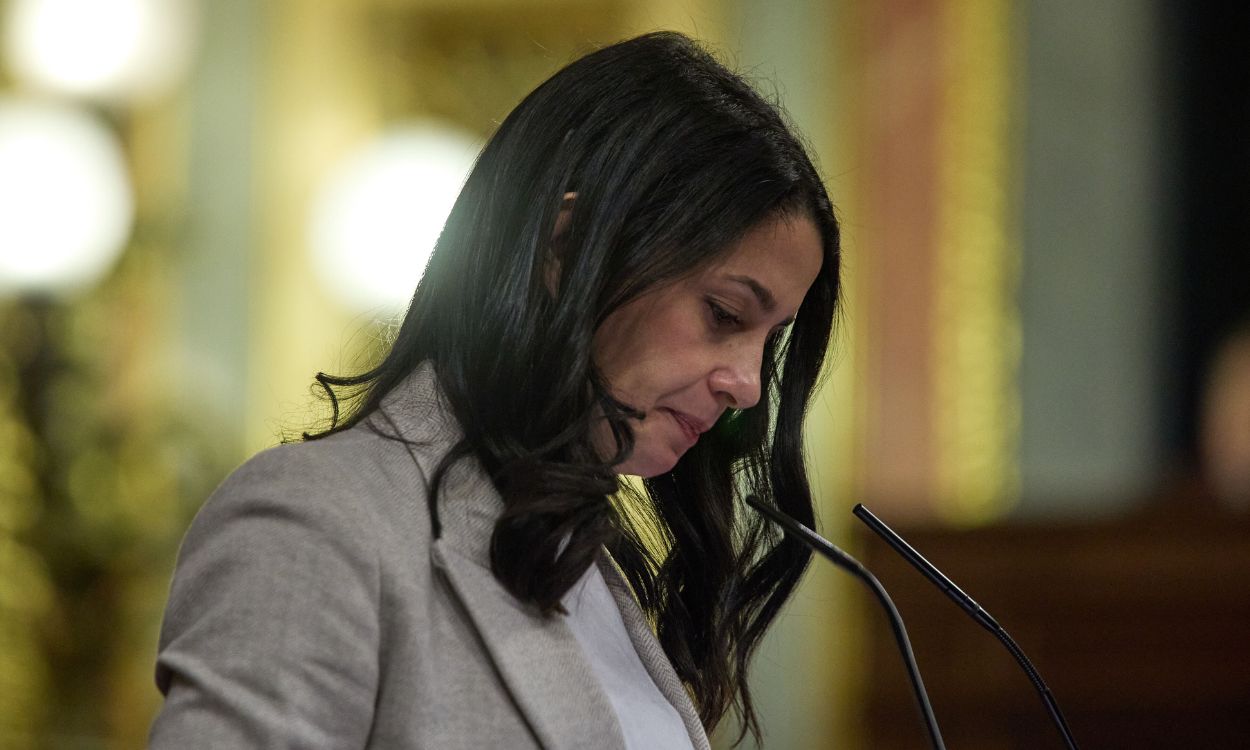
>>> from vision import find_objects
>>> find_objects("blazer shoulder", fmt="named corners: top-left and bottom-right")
top-left (153, 430), bottom-right (410, 746)
top-left (214, 422), bottom-right (432, 516)
top-left (172, 424), bottom-right (441, 596)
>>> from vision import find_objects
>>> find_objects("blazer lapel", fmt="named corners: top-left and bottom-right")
top-left (599, 559), bottom-right (712, 750)
top-left (432, 539), bottom-right (626, 750)
top-left (380, 364), bottom-right (701, 749)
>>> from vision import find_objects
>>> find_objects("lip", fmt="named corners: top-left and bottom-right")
top-left (664, 408), bottom-right (709, 445)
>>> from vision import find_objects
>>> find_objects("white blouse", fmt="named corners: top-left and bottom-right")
top-left (562, 563), bottom-right (695, 750)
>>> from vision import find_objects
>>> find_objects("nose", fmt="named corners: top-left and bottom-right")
top-left (709, 348), bottom-right (763, 410)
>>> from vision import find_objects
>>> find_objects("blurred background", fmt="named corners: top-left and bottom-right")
top-left (0, 0), bottom-right (1246, 747)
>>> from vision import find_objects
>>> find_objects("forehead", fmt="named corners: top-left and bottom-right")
top-left (703, 213), bottom-right (824, 310)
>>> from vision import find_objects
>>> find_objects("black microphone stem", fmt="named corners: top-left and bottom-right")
top-left (853, 503), bottom-right (1080, 750)
top-left (745, 496), bottom-right (946, 750)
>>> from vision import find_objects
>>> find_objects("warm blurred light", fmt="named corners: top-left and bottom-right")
top-left (0, 98), bottom-right (134, 296)
top-left (309, 122), bottom-right (481, 315)
top-left (2, 0), bottom-right (198, 103)
top-left (1203, 330), bottom-right (1250, 510)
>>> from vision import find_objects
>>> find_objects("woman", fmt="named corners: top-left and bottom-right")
top-left (151, 31), bottom-right (841, 749)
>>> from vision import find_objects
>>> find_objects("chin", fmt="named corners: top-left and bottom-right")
top-left (621, 443), bottom-right (683, 478)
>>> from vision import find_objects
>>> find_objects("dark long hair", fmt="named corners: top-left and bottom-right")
top-left (304, 31), bottom-right (842, 743)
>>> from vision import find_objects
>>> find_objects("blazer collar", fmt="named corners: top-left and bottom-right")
top-left (372, 361), bottom-right (500, 564)
top-left (374, 363), bottom-right (709, 749)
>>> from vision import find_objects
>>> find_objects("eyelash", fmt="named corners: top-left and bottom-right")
top-left (706, 299), bottom-right (743, 329)
top-left (706, 298), bottom-right (792, 346)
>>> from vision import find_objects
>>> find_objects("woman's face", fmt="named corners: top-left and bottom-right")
top-left (592, 212), bottom-right (824, 477)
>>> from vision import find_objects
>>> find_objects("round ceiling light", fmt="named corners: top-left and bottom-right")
top-left (0, 98), bottom-right (135, 297)
top-left (308, 122), bottom-right (481, 315)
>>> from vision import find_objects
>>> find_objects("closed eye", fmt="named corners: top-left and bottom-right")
top-left (706, 299), bottom-right (743, 329)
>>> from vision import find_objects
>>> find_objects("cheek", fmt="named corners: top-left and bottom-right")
top-left (593, 305), bottom-right (650, 379)
top-left (594, 299), bottom-right (699, 397)
top-left (615, 328), bottom-right (710, 404)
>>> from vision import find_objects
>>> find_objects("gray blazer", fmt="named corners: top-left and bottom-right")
top-left (150, 365), bottom-right (712, 749)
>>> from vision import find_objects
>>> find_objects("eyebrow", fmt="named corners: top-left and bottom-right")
top-left (724, 274), bottom-right (798, 327)
top-left (725, 274), bottom-right (776, 312)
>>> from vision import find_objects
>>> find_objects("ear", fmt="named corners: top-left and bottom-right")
top-left (546, 192), bottom-right (577, 294)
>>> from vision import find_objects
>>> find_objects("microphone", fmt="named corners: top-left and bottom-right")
top-left (745, 495), bottom-right (946, 750)
top-left (853, 503), bottom-right (1080, 750)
